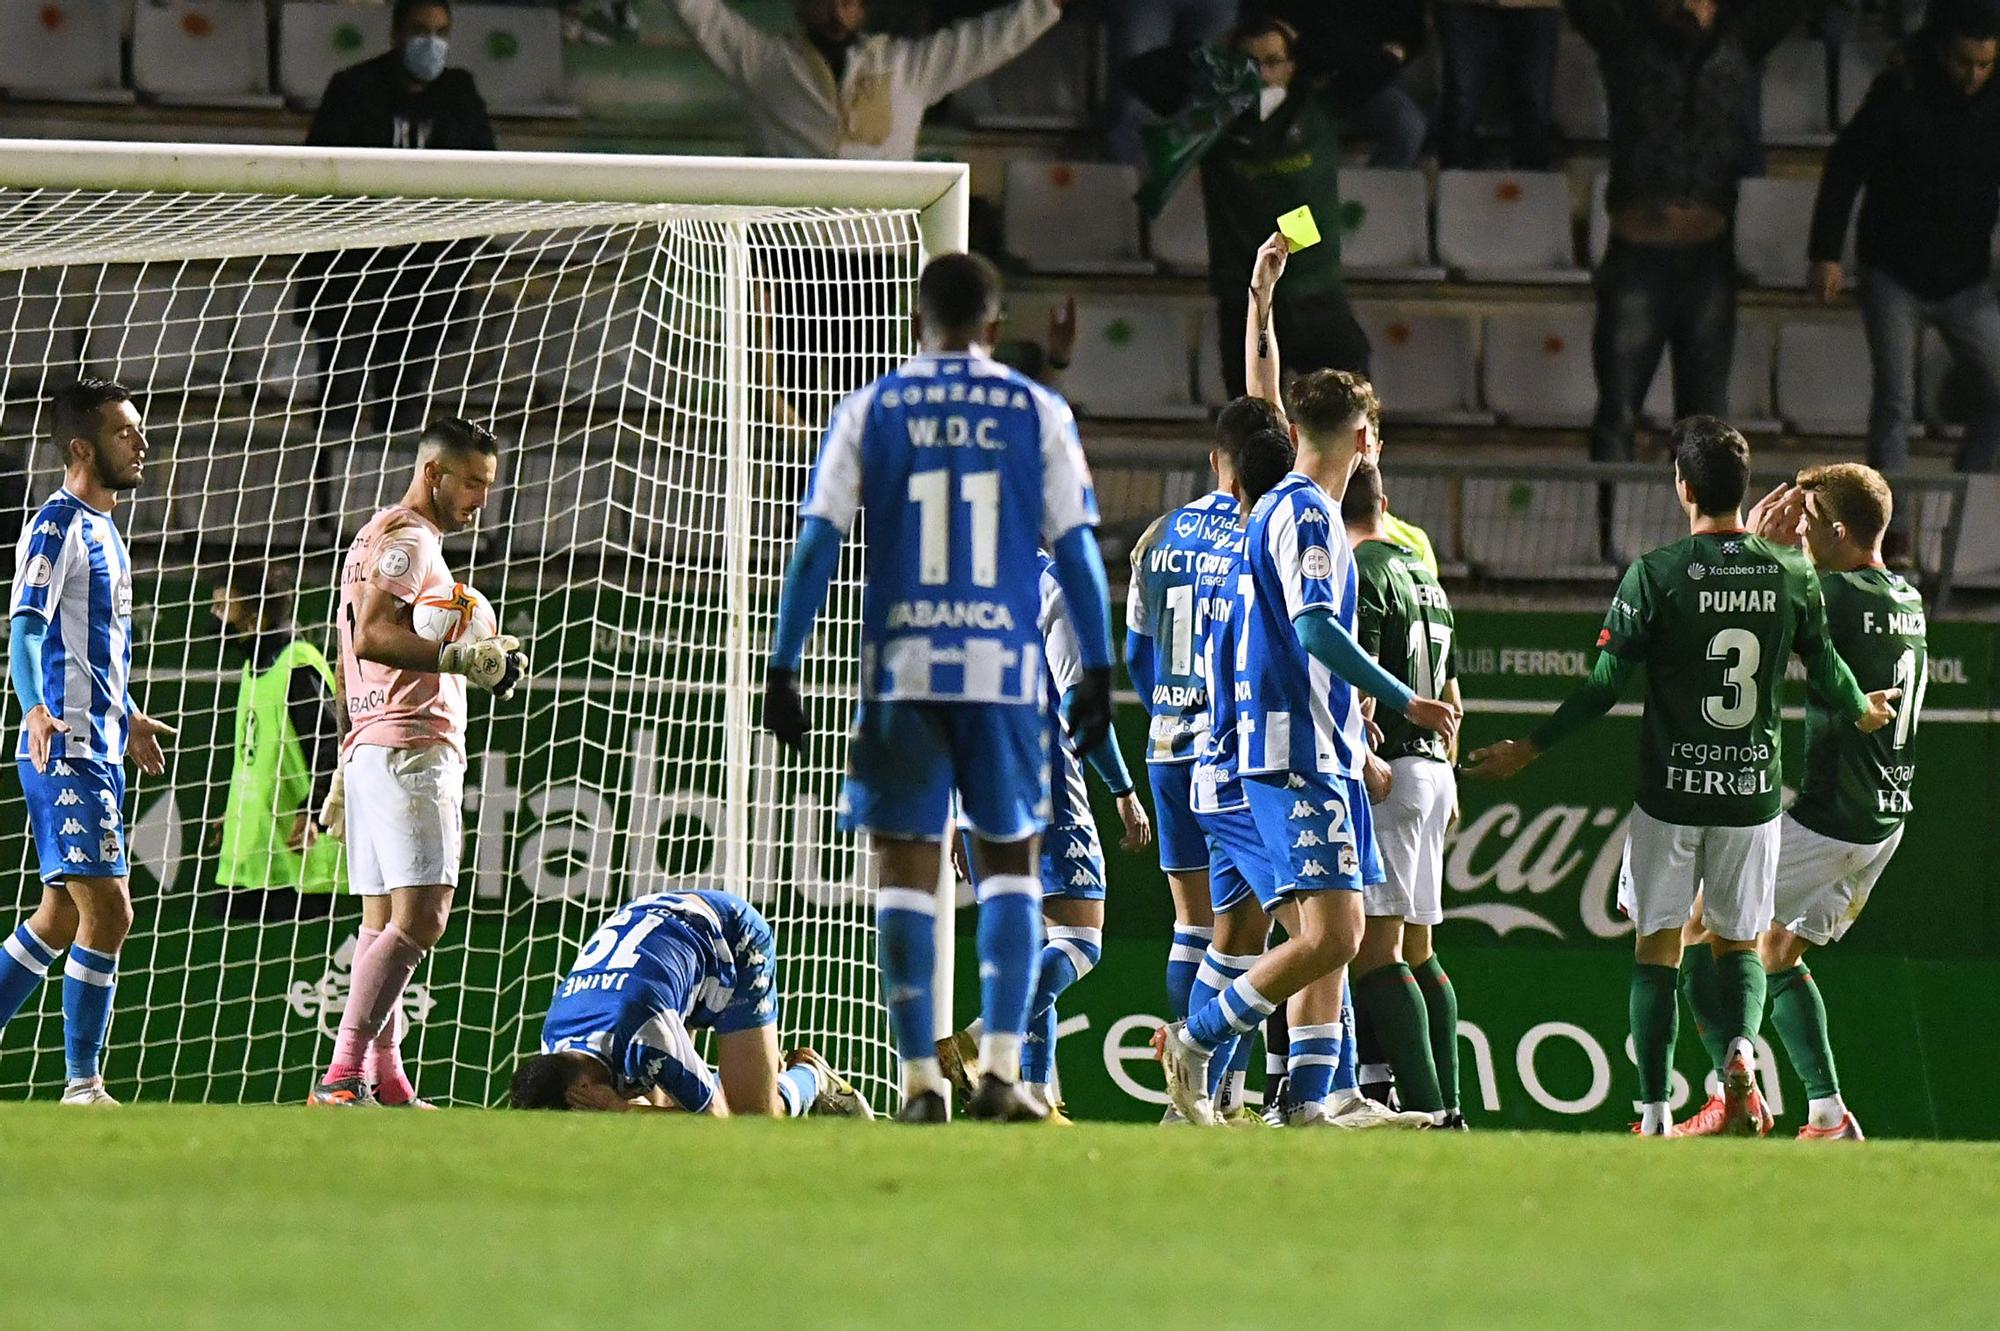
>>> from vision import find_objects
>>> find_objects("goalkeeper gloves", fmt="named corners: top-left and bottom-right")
top-left (440, 634), bottom-right (529, 700)
top-left (763, 665), bottom-right (810, 754)
top-left (1066, 666), bottom-right (1113, 756)
top-left (318, 767), bottom-right (346, 842)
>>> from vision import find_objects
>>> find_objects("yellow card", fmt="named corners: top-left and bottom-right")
top-left (1276, 205), bottom-right (1321, 251)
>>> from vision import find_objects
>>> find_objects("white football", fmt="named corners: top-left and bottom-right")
top-left (412, 583), bottom-right (498, 644)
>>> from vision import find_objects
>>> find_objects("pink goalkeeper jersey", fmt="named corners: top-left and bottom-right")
top-left (339, 505), bottom-right (466, 758)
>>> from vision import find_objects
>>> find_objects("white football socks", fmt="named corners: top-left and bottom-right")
top-left (902, 1056), bottom-right (945, 1100)
top-left (979, 1032), bottom-right (1023, 1083)
top-left (1808, 1094), bottom-right (1848, 1128)
top-left (1640, 1101), bottom-right (1672, 1134)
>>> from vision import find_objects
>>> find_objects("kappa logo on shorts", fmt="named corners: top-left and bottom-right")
top-left (1299, 858), bottom-right (1327, 878)
top-left (1293, 829), bottom-right (1322, 848)
top-left (63, 846), bottom-right (86, 864)
top-left (1069, 869), bottom-right (1098, 888)
top-left (59, 818), bottom-right (84, 836)
top-left (1062, 841), bottom-right (1090, 859)
top-left (52, 761), bottom-right (72, 777)
top-left (1286, 775), bottom-right (1306, 790)
top-left (54, 790), bottom-right (81, 807)
top-left (1290, 800), bottom-right (1316, 818)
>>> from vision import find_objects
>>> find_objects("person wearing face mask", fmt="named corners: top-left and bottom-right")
top-left (1808, 0), bottom-right (2000, 545)
top-left (666, 0), bottom-right (1070, 159)
top-left (296, 0), bottom-right (494, 440)
top-left (1567, 0), bottom-right (1808, 478)
top-left (209, 562), bottom-right (345, 922)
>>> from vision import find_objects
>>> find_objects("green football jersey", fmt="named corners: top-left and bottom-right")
top-left (1353, 537), bottom-right (1454, 763)
top-left (1599, 531), bottom-right (1853, 828)
top-left (1788, 567), bottom-right (1927, 845)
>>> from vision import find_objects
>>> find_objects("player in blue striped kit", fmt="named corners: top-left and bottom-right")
top-left (763, 254), bottom-right (1114, 1124)
top-left (511, 889), bottom-right (871, 1118)
top-left (1156, 237), bottom-right (1460, 1126)
top-left (0, 379), bottom-right (176, 1104)
top-left (1125, 398), bottom-right (1285, 1051)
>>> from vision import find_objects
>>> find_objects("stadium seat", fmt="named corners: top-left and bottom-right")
top-left (229, 282), bottom-right (324, 408)
top-left (132, 1), bottom-right (284, 110)
top-left (85, 270), bottom-right (241, 394)
top-left (334, 441), bottom-right (420, 540)
top-left (429, 292), bottom-right (536, 418)
top-left (1436, 171), bottom-right (1586, 284)
top-left (1340, 169), bottom-right (1444, 282)
top-left (452, 4), bottom-right (578, 119)
top-left (1761, 39), bottom-right (1832, 146)
top-left (1608, 479), bottom-right (1689, 565)
top-left (0, 269), bottom-right (83, 406)
top-left (1064, 300), bottom-right (1201, 420)
top-left (1378, 471), bottom-right (1463, 573)
top-left (1587, 171), bottom-right (1610, 265)
top-left (1194, 304), bottom-right (1227, 408)
top-left (1838, 39), bottom-right (1892, 126)
top-left (951, 15), bottom-right (1094, 130)
top-left (1479, 307), bottom-right (1597, 428)
top-left (1460, 477), bottom-right (1614, 579)
top-left (1352, 305), bottom-right (1493, 427)
top-left (1639, 323), bottom-right (1781, 434)
top-left (1776, 319), bottom-right (1878, 435)
top-left (1919, 327), bottom-right (1968, 438)
top-left (0, 0), bottom-right (132, 104)
top-left (1147, 178), bottom-right (1209, 275)
top-left (1002, 161), bottom-right (1153, 275)
top-left (524, 285), bottom-right (642, 409)
top-left (279, 1), bottom-right (390, 109)
top-left (174, 428), bottom-right (318, 550)
top-left (1553, 28), bottom-right (1608, 141)
top-left (1735, 177), bottom-right (1820, 289)
top-left (508, 443), bottom-right (624, 555)
top-left (1936, 474), bottom-right (2000, 589)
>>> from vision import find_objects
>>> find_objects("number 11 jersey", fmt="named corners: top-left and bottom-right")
top-left (800, 350), bottom-right (1098, 707)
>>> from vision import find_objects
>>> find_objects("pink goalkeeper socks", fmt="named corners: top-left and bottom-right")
top-left (325, 924), bottom-right (426, 1083)
top-left (353, 926), bottom-right (383, 1084)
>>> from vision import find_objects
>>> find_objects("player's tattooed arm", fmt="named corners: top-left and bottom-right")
top-left (1245, 232), bottom-right (1289, 408)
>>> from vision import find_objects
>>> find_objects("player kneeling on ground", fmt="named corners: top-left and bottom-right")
top-left (511, 889), bottom-right (872, 1118)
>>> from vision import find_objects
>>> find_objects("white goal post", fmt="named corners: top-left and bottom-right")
top-left (0, 138), bottom-right (968, 1107)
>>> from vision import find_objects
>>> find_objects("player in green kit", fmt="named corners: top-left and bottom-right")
top-left (1345, 461), bottom-right (1461, 1127)
top-left (1465, 418), bottom-right (1898, 1137)
top-left (1673, 464), bottom-right (1922, 1142)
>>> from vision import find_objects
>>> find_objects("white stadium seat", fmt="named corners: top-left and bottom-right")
top-left (1838, 39), bottom-right (1892, 125)
top-left (1587, 171), bottom-right (1610, 266)
top-left (1761, 39), bottom-right (1832, 146)
top-left (1460, 477), bottom-right (1614, 580)
top-left (1003, 161), bottom-right (1152, 275)
top-left (0, 0), bottom-right (131, 104)
top-left (1063, 300), bottom-right (1201, 420)
top-left (1353, 305), bottom-right (1492, 427)
top-left (952, 16), bottom-right (1094, 130)
top-left (1341, 169), bottom-right (1444, 282)
top-left (1194, 303), bottom-right (1227, 408)
top-left (1553, 28), bottom-right (1608, 140)
top-left (1436, 171), bottom-right (1586, 284)
top-left (279, 1), bottom-right (390, 109)
top-left (1379, 472), bottom-right (1462, 572)
top-left (230, 282), bottom-right (323, 407)
top-left (132, 1), bottom-right (283, 110)
top-left (1480, 307), bottom-right (1597, 428)
top-left (1147, 178), bottom-right (1209, 275)
top-left (523, 285), bottom-right (642, 409)
top-left (1608, 480), bottom-right (1690, 566)
top-left (334, 442), bottom-right (420, 540)
top-left (1640, 323), bottom-right (1781, 433)
top-left (1776, 319), bottom-right (1878, 435)
top-left (174, 429), bottom-right (318, 549)
top-left (452, 4), bottom-right (577, 119)
top-left (1735, 177), bottom-right (1821, 290)
top-left (84, 269), bottom-right (240, 393)
top-left (0, 269), bottom-right (84, 403)
top-left (509, 444), bottom-right (624, 555)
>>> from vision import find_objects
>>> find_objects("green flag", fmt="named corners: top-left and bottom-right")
top-left (1134, 44), bottom-right (1261, 219)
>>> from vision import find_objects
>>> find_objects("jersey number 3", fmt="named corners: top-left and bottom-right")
top-left (909, 470), bottom-right (1000, 588)
top-left (1703, 628), bottom-right (1761, 730)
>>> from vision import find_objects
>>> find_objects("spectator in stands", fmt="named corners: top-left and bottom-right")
top-left (1197, 15), bottom-right (1377, 397)
top-left (1809, 0), bottom-right (2000, 540)
top-left (1435, 0), bottom-right (1563, 169)
top-left (298, 0), bottom-right (495, 436)
top-left (667, 0), bottom-right (1069, 160)
top-left (1569, 0), bottom-right (1807, 467)
top-left (1267, 0), bottom-right (1429, 167)
top-left (1107, 0), bottom-right (1240, 165)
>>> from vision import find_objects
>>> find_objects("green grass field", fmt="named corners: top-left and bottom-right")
top-left (6, 1106), bottom-right (1997, 1329)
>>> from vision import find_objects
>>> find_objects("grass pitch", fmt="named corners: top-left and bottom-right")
top-left (6, 1106), bottom-right (1997, 1329)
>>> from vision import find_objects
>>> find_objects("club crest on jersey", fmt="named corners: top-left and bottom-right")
top-left (99, 832), bottom-right (119, 862)
top-left (378, 547), bottom-right (412, 579)
top-left (1722, 540), bottom-right (1742, 556)
top-left (22, 555), bottom-right (52, 588)
top-left (1338, 844), bottom-right (1359, 875)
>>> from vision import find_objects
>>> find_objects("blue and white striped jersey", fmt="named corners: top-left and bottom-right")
top-left (9, 489), bottom-right (134, 764)
top-left (801, 350), bottom-right (1098, 706)
top-left (1126, 490), bottom-right (1242, 764)
top-left (1239, 472), bottom-right (1367, 779)
top-left (538, 890), bottom-right (779, 1114)
top-left (1037, 552), bottom-right (1091, 825)
top-left (1192, 544), bottom-right (1250, 815)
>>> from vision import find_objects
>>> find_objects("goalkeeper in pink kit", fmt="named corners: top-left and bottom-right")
top-left (311, 418), bottom-right (527, 1107)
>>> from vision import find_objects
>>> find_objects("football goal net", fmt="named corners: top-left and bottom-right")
top-left (0, 139), bottom-right (968, 1108)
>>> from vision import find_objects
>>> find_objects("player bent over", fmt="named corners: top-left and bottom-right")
top-left (1673, 465), bottom-right (1920, 1141)
top-left (763, 254), bottom-right (1114, 1124)
top-left (1126, 397), bottom-right (1285, 1031)
top-left (311, 418), bottom-right (527, 1107)
top-left (510, 890), bottom-right (871, 1117)
top-left (1467, 419), bottom-right (1896, 1137)
top-left (1345, 462), bottom-right (1462, 1127)
top-left (0, 380), bottom-right (175, 1104)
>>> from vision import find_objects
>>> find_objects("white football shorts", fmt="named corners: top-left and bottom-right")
top-left (1616, 804), bottom-right (1779, 942)
top-left (1771, 814), bottom-right (1902, 947)
top-left (344, 743), bottom-right (465, 896)
top-left (1365, 756), bottom-right (1455, 925)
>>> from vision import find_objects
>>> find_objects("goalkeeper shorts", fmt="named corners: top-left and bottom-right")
top-left (344, 743), bottom-right (464, 895)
